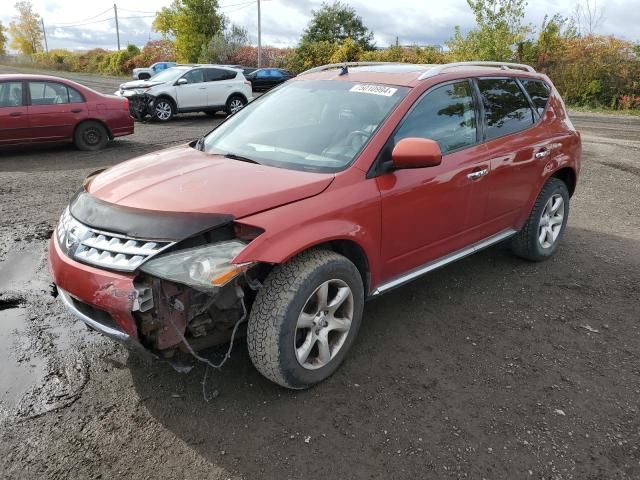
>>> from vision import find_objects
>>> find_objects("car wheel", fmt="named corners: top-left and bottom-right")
top-left (225, 95), bottom-right (246, 115)
top-left (153, 98), bottom-right (174, 122)
top-left (74, 121), bottom-right (109, 151)
top-left (247, 249), bottom-right (364, 389)
top-left (511, 177), bottom-right (570, 261)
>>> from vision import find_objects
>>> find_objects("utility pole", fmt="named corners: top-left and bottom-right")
top-left (257, 0), bottom-right (262, 67)
top-left (114, 3), bottom-right (121, 51)
top-left (41, 18), bottom-right (49, 54)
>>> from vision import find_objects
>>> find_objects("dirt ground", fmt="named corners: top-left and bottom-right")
top-left (0, 66), bottom-right (639, 480)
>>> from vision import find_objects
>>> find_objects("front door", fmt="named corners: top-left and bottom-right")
top-left (0, 81), bottom-right (30, 145)
top-left (376, 80), bottom-right (490, 281)
top-left (176, 69), bottom-right (207, 109)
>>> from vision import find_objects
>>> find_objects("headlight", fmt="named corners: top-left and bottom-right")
top-left (139, 240), bottom-right (251, 291)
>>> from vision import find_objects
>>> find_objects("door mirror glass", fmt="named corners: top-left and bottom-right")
top-left (392, 137), bottom-right (442, 169)
top-left (176, 77), bottom-right (188, 85)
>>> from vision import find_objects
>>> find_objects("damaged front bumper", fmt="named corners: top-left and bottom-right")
top-left (116, 89), bottom-right (156, 120)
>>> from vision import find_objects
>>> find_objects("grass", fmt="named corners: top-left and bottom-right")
top-left (568, 105), bottom-right (640, 117)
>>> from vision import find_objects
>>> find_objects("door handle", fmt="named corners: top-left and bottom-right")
top-left (70, 108), bottom-right (83, 113)
top-left (9, 112), bottom-right (22, 117)
top-left (467, 168), bottom-right (489, 180)
top-left (535, 148), bottom-right (550, 159)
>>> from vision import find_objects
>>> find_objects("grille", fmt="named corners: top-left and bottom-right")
top-left (57, 208), bottom-right (173, 272)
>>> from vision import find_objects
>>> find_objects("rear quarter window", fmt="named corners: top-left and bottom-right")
top-left (521, 79), bottom-right (551, 115)
top-left (477, 78), bottom-right (535, 140)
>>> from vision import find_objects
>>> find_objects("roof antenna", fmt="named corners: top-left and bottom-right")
top-left (339, 64), bottom-right (349, 76)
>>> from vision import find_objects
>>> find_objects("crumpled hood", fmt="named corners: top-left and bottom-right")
top-left (119, 79), bottom-right (164, 90)
top-left (87, 144), bottom-right (335, 218)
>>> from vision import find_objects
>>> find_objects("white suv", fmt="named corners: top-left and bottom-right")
top-left (116, 65), bottom-right (253, 121)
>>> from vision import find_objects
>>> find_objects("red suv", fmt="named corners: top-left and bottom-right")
top-left (49, 62), bottom-right (581, 389)
top-left (0, 74), bottom-right (133, 150)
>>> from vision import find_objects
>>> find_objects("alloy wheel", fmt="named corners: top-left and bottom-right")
top-left (155, 101), bottom-right (172, 121)
top-left (294, 279), bottom-right (354, 370)
top-left (538, 194), bottom-right (564, 249)
top-left (229, 99), bottom-right (244, 114)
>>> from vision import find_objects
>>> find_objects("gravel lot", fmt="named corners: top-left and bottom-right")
top-left (0, 66), bottom-right (639, 480)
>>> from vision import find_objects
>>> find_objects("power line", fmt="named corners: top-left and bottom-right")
top-left (49, 7), bottom-right (113, 27)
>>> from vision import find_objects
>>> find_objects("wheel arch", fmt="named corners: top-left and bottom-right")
top-left (227, 91), bottom-right (248, 104)
top-left (155, 94), bottom-right (177, 111)
top-left (551, 166), bottom-right (577, 197)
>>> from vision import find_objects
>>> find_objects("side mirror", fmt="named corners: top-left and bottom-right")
top-left (391, 137), bottom-right (442, 169)
top-left (176, 78), bottom-right (188, 86)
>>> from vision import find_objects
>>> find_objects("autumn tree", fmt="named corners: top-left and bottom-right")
top-left (301, 1), bottom-right (375, 50)
top-left (447, 0), bottom-right (529, 61)
top-left (0, 22), bottom-right (7, 57)
top-left (8, 1), bottom-right (43, 55)
top-left (572, 0), bottom-right (605, 35)
top-left (199, 24), bottom-right (249, 64)
top-left (153, 0), bottom-right (224, 62)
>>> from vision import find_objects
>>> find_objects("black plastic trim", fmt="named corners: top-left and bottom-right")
top-left (69, 190), bottom-right (234, 241)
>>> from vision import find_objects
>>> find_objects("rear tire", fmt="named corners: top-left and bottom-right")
top-left (225, 94), bottom-right (247, 115)
top-left (247, 249), bottom-right (364, 389)
top-left (511, 177), bottom-right (570, 261)
top-left (74, 121), bottom-right (109, 151)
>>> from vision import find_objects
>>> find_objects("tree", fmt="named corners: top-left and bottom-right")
top-left (8, 1), bottom-right (43, 56)
top-left (447, 0), bottom-right (529, 61)
top-left (0, 22), bottom-right (7, 57)
top-left (572, 0), bottom-right (605, 35)
top-left (301, 1), bottom-right (375, 50)
top-left (199, 24), bottom-right (248, 63)
top-left (153, 0), bottom-right (225, 63)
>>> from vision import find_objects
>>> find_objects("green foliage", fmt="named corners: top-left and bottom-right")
top-left (329, 37), bottom-right (363, 63)
top-left (0, 22), bottom-right (7, 57)
top-left (199, 24), bottom-right (249, 63)
top-left (360, 45), bottom-right (447, 64)
top-left (447, 0), bottom-right (529, 61)
top-left (153, 0), bottom-right (224, 62)
top-left (8, 1), bottom-right (43, 55)
top-left (301, 1), bottom-right (374, 50)
top-left (286, 41), bottom-right (338, 73)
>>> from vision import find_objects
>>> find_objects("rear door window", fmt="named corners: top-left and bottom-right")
top-left (394, 81), bottom-right (477, 154)
top-left (521, 79), bottom-right (551, 115)
top-left (205, 68), bottom-right (236, 81)
top-left (0, 82), bottom-right (24, 107)
top-left (29, 82), bottom-right (70, 105)
top-left (477, 78), bottom-right (535, 140)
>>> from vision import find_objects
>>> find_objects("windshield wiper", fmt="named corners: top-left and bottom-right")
top-left (224, 153), bottom-right (261, 165)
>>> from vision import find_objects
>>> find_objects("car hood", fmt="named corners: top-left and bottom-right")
top-left (119, 79), bottom-right (164, 90)
top-left (87, 144), bottom-right (335, 218)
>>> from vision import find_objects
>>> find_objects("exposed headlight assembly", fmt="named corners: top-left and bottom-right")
top-left (139, 240), bottom-right (252, 291)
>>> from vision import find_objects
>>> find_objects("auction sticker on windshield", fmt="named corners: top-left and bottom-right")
top-left (350, 84), bottom-right (398, 97)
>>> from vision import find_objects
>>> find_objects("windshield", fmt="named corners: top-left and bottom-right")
top-left (150, 67), bottom-right (187, 82)
top-left (203, 80), bottom-right (409, 172)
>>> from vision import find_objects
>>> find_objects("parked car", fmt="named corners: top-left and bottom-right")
top-left (132, 62), bottom-right (177, 80)
top-left (0, 74), bottom-right (133, 150)
top-left (50, 61), bottom-right (581, 389)
top-left (116, 65), bottom-right (252, 121)
top-left (245, 68), bottom-right (294, 91)
top-left (222, 65), bottom-right (257, 77)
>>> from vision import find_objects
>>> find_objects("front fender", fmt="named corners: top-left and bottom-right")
top-left (233, 173), bottom-right (382, 290)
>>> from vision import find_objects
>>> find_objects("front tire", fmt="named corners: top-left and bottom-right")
top-left (247, 250), bottom-right (364, 389)
top-left (511, 177), bottom-right (570, 261)
top-left (153, 97), bottom-right (174, 122)
top-left (74, 121), bottom-right (109, 151)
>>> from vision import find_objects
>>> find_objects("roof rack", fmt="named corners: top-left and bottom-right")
top-left (299, 62), bottom-right (405, 76)
top-left (418, 61), bottom-right (535, 79)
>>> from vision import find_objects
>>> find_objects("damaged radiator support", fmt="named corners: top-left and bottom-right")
top-left (165, 285), bottom-right (248, 402)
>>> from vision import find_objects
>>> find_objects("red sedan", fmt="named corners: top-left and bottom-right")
top-left (0, 74), bottom-right (134, 150)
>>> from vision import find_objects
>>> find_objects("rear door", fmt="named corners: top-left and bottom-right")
top-left (27, 81), bottom-right (88, 142)
top-left (377, 80), bottom-right (491, 280)
top-left (0, 80), bottom-right (31, 145)
top-left (175, 69), bottom-right (207, 109)
top-left (204, 68), bottom-right (236, 107)
top-left (475, 77), bottom-right (551, 234)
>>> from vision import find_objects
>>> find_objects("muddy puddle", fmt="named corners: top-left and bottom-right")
top-left (0, 246), bottom-right (44, 292)
top-left (0, 305), bottom-right (46, 417)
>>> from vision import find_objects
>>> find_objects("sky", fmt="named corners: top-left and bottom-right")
top-left (1, 0), bottom-right (639, 52)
